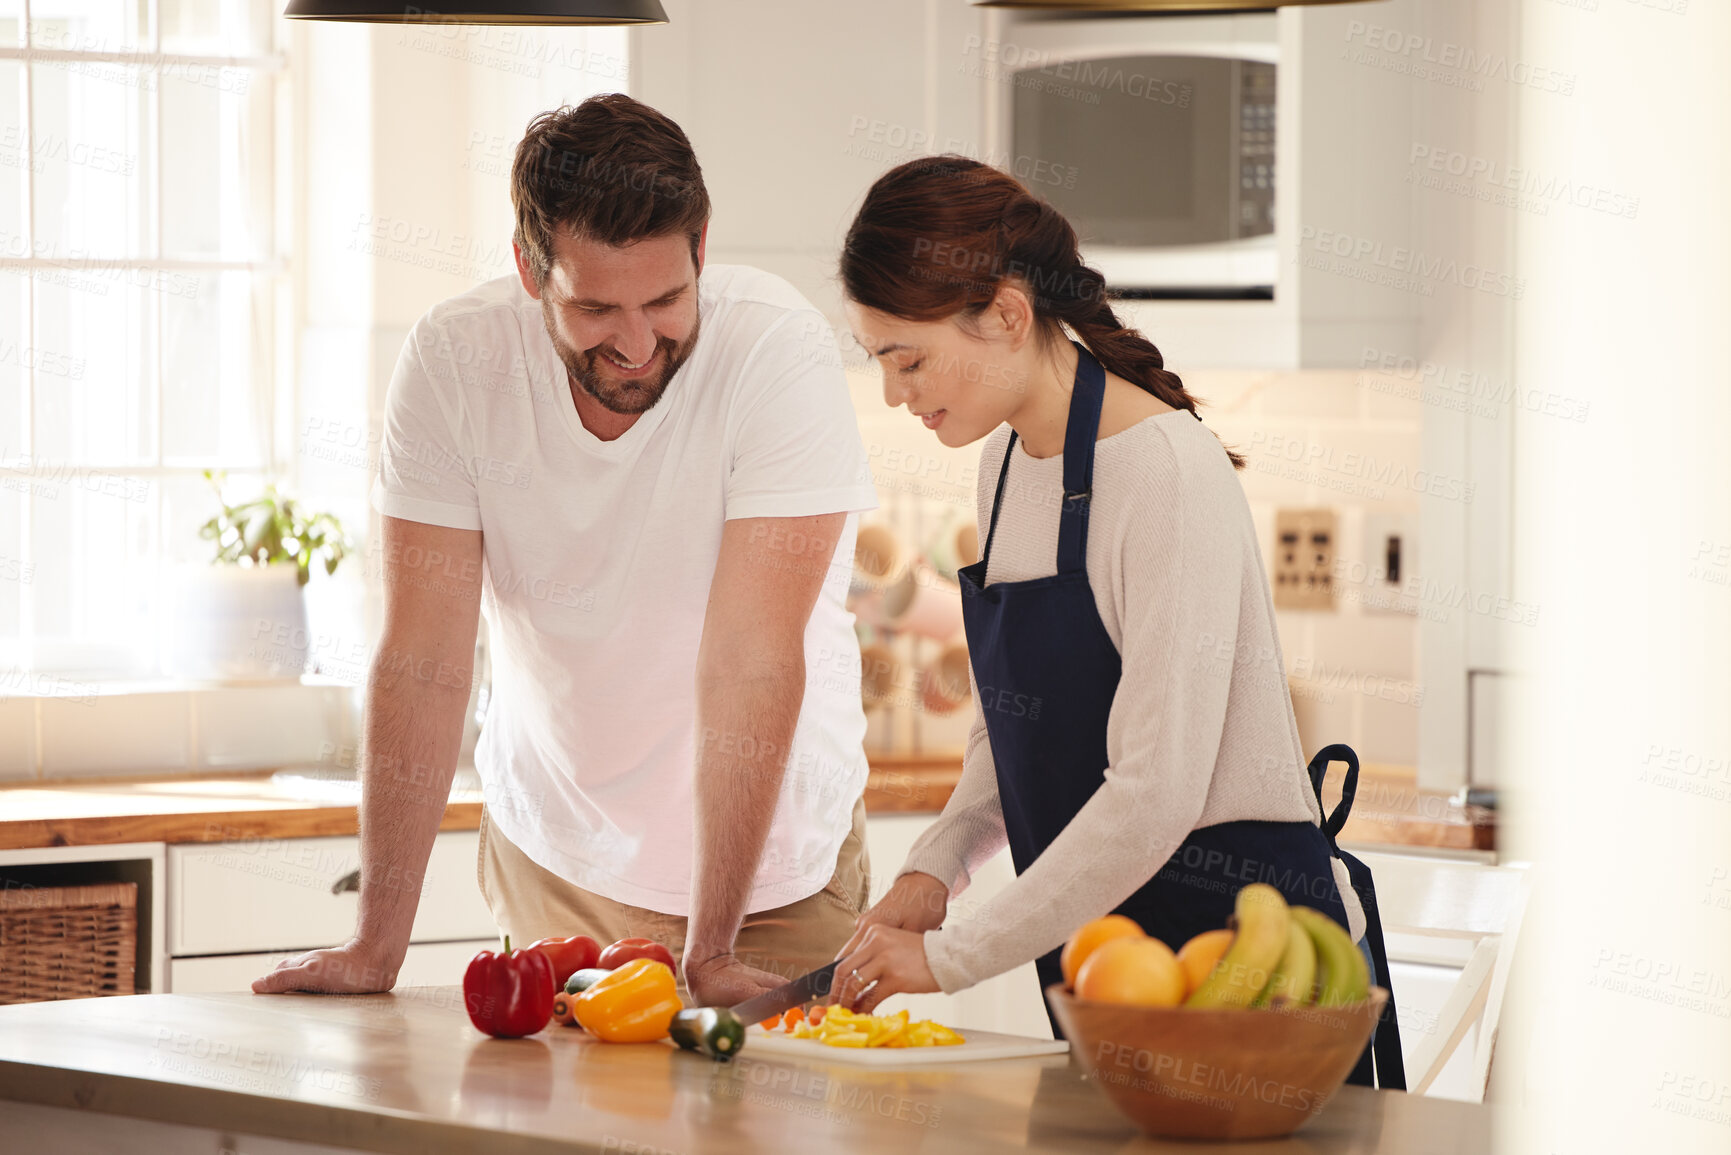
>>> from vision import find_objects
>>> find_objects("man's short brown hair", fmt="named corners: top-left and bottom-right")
top-left (511, 94), bottom-right (711, 289)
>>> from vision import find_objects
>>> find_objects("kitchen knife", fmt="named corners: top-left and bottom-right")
top-left (729, 960), bottom-right (841, 1025)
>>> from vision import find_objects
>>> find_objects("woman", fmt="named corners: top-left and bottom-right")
top-left (831, 156), bottom-right (1403, 1089)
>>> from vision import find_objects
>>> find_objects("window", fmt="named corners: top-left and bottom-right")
top-left (0, 0), bottom-right (286, 678)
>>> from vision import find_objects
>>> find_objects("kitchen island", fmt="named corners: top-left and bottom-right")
top-left (0, 987), bottom-right (1489, 1154)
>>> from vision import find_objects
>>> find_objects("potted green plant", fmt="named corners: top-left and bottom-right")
top-left (197, 470), bottom-right (351, 587)
top-left (167, 472), bottom-right (354, 680)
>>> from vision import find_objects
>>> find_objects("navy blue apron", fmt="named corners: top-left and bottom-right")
top-left (955, 345), bottom-right (1406, 1090)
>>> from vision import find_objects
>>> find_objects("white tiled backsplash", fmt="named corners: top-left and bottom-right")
top-left (0, 683), bottom-right (361, 783)
top-left (1198, 366), bottom-right (1424, 768)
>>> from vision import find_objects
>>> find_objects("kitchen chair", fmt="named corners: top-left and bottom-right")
top-left (1347, 850), bottom-right (1531, 1100)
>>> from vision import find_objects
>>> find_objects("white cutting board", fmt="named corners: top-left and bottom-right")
top-left (741, 1024), bottom-right (1069, 1066)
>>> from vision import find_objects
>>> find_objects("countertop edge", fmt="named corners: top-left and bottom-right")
top-left (0, 1058), bottom-right (590, 1155)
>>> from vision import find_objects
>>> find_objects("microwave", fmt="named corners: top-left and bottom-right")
top-left (989, 11), bottom-right (1278, 298)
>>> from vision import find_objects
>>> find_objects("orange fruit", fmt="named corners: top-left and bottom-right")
top-left (1074, 936), bottom-right (1186, 1008)
top-left (1060, 914), bottom-right (1145, 989)
top-left (1176, 928), bottom-right (1235, 998)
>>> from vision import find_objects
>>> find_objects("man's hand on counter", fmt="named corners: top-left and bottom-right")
top-left (682, 948), bottom-right (787, 1008)
top-left (251, 938), bottom-right (401, 995)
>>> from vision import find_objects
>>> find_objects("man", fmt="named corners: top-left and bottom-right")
top-left (254, 94), bottom-right (877, 1006)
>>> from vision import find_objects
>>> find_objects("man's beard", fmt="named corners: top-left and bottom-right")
top-left (547, 299), bottom-right (701, 417)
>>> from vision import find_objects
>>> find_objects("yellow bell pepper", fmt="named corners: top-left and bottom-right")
top-left (866, 1009), bottom-right (908, 1047)
top-left (573, 958), bottom-right (682, 1043)
top-left (808, 1006), bottom-right (964, 1049)
top-left (824, 1030), bottom-right (871, 1047)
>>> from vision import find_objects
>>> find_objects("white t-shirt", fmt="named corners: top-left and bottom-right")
top-left (370, 264), bottom-right (878, 915)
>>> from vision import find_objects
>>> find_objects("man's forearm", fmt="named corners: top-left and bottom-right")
top-left (354, 649), bottom-right (473, 959)
top-left (687, 663), bottom-right (804, 960)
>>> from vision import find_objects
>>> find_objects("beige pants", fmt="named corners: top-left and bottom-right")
top-left (477, 796), bottom-right (871, 992)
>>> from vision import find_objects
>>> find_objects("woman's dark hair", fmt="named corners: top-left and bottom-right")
top-left (511, 94), bottom-right (710, 290)
top-left (841, 155), bottom-right (1241, 468)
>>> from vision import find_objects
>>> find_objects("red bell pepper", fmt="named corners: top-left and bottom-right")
top-left (527, 935), bottom-right (602, 990)
top-left (464, 936), bottom-right (555, 1038)
top-left (597, 936), bottom-right (677, 972)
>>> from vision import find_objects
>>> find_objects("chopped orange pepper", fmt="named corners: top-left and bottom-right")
top-left (759, 1014), bottom-right (782, 1030)
top-left (572, 958), bottom-right (682, 1043)
top-left (807, 1004), bottom-right (827, 1027)
top-left (781, 1006), bottom-right (805, 1032)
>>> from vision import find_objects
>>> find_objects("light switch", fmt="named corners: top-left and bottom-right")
top-left (1273, 508), bottom-right (1336, 610)
top-left (1361, 512), bottom-right (1418, 616)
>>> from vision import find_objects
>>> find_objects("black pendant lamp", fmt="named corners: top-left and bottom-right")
top-left (283, 0), bottom-right (666, 24)
top-left (972, 1), bottom-right (1370, 10)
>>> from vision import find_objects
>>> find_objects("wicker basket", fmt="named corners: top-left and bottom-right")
top-left (0, 882), bottom-right (138, 1004)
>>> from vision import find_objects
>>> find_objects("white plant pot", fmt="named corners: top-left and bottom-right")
top-left (168, 564), bottom-right (310, 681)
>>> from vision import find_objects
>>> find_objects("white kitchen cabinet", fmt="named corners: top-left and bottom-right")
top-left (169, 939), bottom-right (495, 995)
top-left (862, 813), bottom-right (1053, 1039)
top-left (633, 0), bottom-right (985, 324)
top-left (636, 1), bottom-right (1427, 370)
top-left (167, 830), bottom-right (495, 966)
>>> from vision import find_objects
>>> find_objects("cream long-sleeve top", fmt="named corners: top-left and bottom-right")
top-left (902, 412), bottom-right (1367, 994)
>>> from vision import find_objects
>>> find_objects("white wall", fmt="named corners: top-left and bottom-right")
top-left (290, 22), bottom-right (628, 681)
top-left (1497, 4), bottom-right (1731, 1153)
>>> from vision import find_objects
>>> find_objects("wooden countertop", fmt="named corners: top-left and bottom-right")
top-left (1319, 763), bottom-right (1495, 852)
top-left (0, 755), bottom-right (1490, 853)
top-left (0, 988), bottom-right (1490, 1154)
top-left (0, 774), bottom-right (484, 851)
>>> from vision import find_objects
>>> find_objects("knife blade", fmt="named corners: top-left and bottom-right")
top-left (729, 961), bottom-right (841, 1025)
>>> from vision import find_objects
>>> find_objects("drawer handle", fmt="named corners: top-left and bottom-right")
top-left (331, 869), bottom-right (361, 895)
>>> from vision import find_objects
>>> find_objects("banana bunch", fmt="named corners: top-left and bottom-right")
top-left (1182, 883), bottom-right (1370, 1010)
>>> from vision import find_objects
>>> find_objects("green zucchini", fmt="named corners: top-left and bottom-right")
top-left (669, 1007), bottom-right (747, 1061)
top-left (563, 967), bottom-right (613, 996)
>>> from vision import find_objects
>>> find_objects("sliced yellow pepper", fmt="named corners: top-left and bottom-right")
top-left (824, 1030), bottom-right (871, 1047)
top-left (866, 1009), bottom-right (908, 1047)
top-left (806, 1006), bottom-right (963, 1049)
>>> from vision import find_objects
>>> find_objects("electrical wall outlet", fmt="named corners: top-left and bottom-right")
top-left (1273, 508), bottom-right (1337, 610)
top-left (1360, 511), bottom-right (1418, 616)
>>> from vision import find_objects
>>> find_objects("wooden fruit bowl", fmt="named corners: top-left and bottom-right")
top-left (1046, 984), bottom-right (1388, 1141)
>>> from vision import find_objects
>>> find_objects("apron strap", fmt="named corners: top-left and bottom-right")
top-left (1305, 743), bottom-right (1409, 1092)
top-left (1057, 344), bottom-right (1106, 575)
top-left (977, 431), bottom-right (1020, 569)
top-left (1308, 741), bottom-right (1360, 840)
top-left (1340, 848), bottom-right (1410, 1091)
top-left (976, 343), bottom-right (1108, 575)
